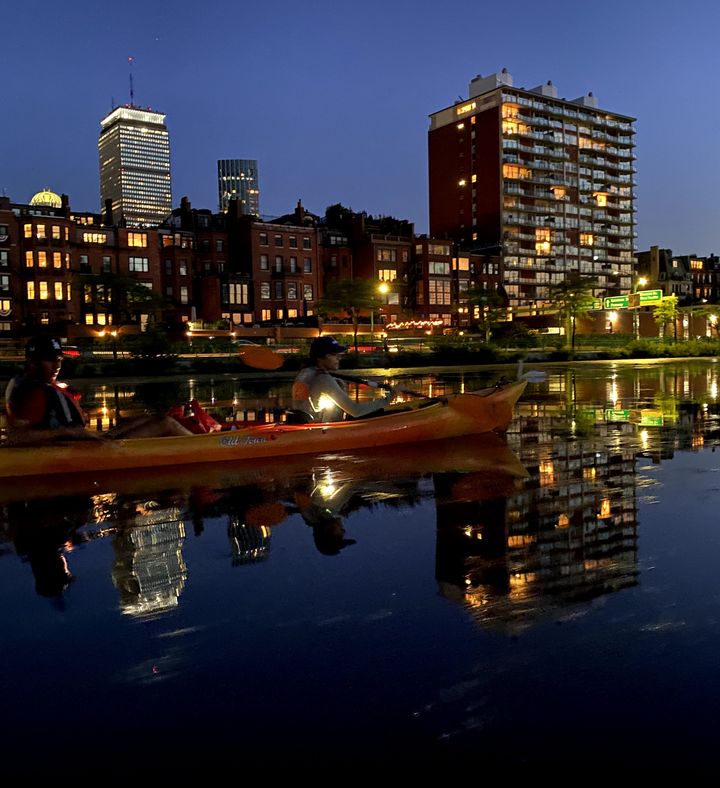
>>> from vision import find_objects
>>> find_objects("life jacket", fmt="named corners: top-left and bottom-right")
top-left (6, 376), bottom-right (86, 429)
top-left (167, 399), bottom-right (222, 434)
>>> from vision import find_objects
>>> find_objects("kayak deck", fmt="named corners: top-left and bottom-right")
top-left (0, 380), bottom-right (527, 478)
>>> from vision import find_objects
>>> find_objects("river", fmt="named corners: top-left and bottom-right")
top-left (2, 359), bottom-right (720, 770)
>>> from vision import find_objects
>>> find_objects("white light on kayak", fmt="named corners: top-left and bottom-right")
top-left (317, 395), bottom-right (335, 413)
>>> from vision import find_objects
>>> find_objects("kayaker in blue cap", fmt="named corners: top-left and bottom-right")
top-left (290, 336), bottom-right (399, 423)
top-left (5, 335), bottom-right (91, 444)
top-left (5, 335), bottom-right (192, 445)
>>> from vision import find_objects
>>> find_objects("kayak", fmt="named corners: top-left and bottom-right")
top-left (0, 380), bottom-right (527, 479)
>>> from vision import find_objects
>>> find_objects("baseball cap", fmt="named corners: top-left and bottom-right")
top-left (310, 336), bottom-right (347, 358)
top-left (26, 336), bottom-right (64, 361)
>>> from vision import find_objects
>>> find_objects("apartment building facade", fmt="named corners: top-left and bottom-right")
top-left (429, 69), bottom-right (637, 314)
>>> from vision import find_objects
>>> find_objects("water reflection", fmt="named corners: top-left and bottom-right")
top-left (7, 360), bottom-right (720, 765)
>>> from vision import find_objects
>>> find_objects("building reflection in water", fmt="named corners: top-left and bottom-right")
top-left (435, 407), bottom-right (640, 633)
top-left (111, 504), bottom-right (187, 617)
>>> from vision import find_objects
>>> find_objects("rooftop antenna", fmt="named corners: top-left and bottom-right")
top-left (128, 56), bottom-right (135, 106)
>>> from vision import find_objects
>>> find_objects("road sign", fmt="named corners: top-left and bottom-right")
top-left (630, 409), bottom-right (664, 427)
top-left (603, 295), bottom-right (629, 309)
top-left (605, 408), bottom-right (631, 422)
top-left (592, 299), bottom-right (604, 310)
top-left (628, 289), bottom-right (663, 308)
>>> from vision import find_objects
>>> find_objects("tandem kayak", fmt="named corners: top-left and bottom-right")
top-left (0, 380), bottom-right (527, 479)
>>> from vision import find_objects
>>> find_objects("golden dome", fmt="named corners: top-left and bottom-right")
top-left (29, 189), bottom-right (62, 208)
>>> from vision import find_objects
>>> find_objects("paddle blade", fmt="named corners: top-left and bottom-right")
top-left (238, 345), bottom-right (284, 370)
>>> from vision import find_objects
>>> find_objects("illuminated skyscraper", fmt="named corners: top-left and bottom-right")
top-left (98, 106), bottom-right (172, 228)
top-left (218, 159), bottom-right (259, 215)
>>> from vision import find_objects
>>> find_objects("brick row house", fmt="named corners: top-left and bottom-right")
top-left (1, 190), bottom-right (508, 340)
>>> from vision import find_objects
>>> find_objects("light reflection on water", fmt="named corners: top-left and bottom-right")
top-left (4, 360), bottom-right (720, 768)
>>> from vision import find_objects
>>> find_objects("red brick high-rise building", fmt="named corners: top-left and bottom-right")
top-left (429, 69), bottom-right (636, 315)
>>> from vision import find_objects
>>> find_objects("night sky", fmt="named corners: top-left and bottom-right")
top-left (2, 0), bottom-right (718, 254)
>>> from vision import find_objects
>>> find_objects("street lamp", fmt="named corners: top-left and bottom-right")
top-left (98, 328), bottom-right (119, 360)
top-left (633, 276), bottom-right (648, 340)
top-left (371, 282), bottom-right (390, 343)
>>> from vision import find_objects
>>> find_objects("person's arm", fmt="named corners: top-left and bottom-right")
top-left (311, 375), bottom-right (396, 419)
top-left (5, 423), bottom-right (103, 446)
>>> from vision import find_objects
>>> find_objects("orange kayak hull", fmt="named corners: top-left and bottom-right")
top-left (0, 381), bottom-right (527, 479)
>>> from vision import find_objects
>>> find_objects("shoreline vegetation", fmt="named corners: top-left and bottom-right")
top-left (3, 333), bottom-right (720, 382)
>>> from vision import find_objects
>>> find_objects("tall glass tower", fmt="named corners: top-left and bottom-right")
top-left (99, 106), bottom-right (172, 227)
top-left (217, 159), bottom-right (259, 215)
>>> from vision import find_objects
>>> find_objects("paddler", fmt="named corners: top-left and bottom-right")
top-left (5, 335), bottom-right (192, 444)
top-left (289, 336), bottom-right (400, 423)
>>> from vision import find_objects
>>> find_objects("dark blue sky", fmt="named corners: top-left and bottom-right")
top-left (2, 0), bottom-right (717, 253)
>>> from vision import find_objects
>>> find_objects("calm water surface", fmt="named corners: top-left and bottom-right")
top-left (3, 360), bottom-right (720, 770)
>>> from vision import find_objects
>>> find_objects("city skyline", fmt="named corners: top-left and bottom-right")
top-left (2, 0), bottom-right (719, 254)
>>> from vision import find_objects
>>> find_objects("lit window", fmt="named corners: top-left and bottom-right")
top-left (303, 284), bottom-right (313, 300)
top-left (594, 192), bottom-right (607, 207)
top-left (54, 282), bottom-right (63, 301)
top-left (27, 282), bottom-right (35, 299)
top-left (25, 251), bottom-right (34, 268)
top-left (180, 286), bottom-right (188, 304)
top-left (36, 225), bottom-right (46, 240)
top-left (38, 251), bottom-right (47, 268)
top-left (539, 458), bottom-right (555, 486)
top-left (52, 225), bottom-right (61, 239)
top-left (287, 282), bottom-right (298, 299)
top-left (260, 282), bottom-right (271, 300)
top-left (39, 281), bottom-right (49, 300)
top-left (129, 257), bottom-right (149, 272)
top-left (53, 252), bottom-right (61, 269)
top-left (471, 174), bottom-right (477, 183)
top-left (128, 232), bottom-right (147, 247)
top-left (580, 233), bottom-right (594, 247)
top-left (23, 224), bottom-right (32, 239)
top-left (378, 269), bottom-right (397, 281)
top-left (83, 232), bottom-right (107, 244)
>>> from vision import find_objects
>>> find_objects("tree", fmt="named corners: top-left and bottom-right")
top-left (79, 272), bottom-right (169, 328)
top-left (548, 274), bottom-right (597, 355)
top-left (463, 286), bottom-right (507, 343)
top-left (653, 295), bottom-right (679, 341)
top-left (313, 279), bottom-right (383, 351)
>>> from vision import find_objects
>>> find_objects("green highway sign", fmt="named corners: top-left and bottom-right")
top-left (605, 409), bottom-right (631, 422)
top-left (603, 295), bottom-right (629, 309)
top-left (628, 289), bottom-right (663, 308)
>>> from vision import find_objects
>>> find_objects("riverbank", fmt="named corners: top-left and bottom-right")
top-left (3, 337), bottom-right (720, 382)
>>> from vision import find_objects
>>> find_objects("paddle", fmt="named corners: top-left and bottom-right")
top-left (237, 344), bottom-right (284, 370)
top-left (236, 344), bottom-right (431, 398)
top-left (331, 372), bottom-right (431, 399)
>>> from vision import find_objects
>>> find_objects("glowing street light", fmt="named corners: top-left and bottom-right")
top-left (98, 328), bottom-right (119, 360)
top-left (371, 282), bottom-right (390, 343)
top-left (634, 276), bottom-right (649, 340)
